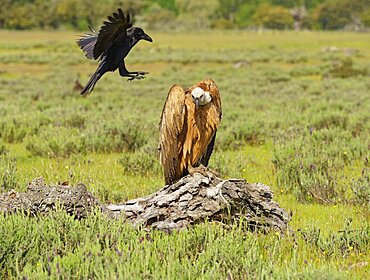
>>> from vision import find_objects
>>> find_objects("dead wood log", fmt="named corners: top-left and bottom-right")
top-left (0, 177), bottom-right (105, 219)
top-left (0, 173), bottom-right (291, 233)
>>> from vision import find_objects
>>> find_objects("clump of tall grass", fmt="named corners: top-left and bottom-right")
top-left (22, 120), bottom-right (150, 158)
top-left (2, 209), bottom-right (363, 279)
top-left (300, 219), bottom-right (370, 257)
top-left (24, 127), bottom-right (86, 158)
top-left (84, 120), bottom-right (149, 153)
top-left (326, 57), bottom-right (368, 78)
top-left (350, 168), bottom-right (370, 207)
top-left (273, 129), bottom-right (367, 203)
top-left (0, 146), bottom-right (18, 191)
top-left (118, 151), bottom-right (161, 175)
top-left (0, 119), bottom-right (38, 143)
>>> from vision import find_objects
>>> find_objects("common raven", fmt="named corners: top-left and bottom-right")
top-left (77, 9), bottom-right (153, 95)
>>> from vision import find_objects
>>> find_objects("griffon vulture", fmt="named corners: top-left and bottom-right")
top-left (76, 8), bottom-right (153, 95)
top-left (159, 79), bottom-right (222, 185)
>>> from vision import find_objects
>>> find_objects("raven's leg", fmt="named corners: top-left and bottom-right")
top-left (119, 62), bottom-right (149, 81)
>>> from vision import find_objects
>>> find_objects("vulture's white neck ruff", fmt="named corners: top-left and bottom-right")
top-left (191, 87), bottom-right (212, 106)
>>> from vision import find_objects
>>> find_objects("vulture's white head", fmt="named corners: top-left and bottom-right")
top-left (191, 87), bottom-right (212, 108)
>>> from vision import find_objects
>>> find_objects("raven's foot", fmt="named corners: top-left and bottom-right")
top-left (188, 164), bottom-right (219, 178)
top-left (126, 71), bottom-right (149, 81)
top-left (135, 71), bottom-right (149, 75)
top-left (127, 75), bottom-right (146, 81)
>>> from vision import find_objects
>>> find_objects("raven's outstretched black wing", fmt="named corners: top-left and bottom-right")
top-left (93, 8), bottom-right (132, 60)
top-left (76, 29), bottom-right (97, 60)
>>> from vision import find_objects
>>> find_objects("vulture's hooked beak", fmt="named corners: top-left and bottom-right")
top-left (142, 33), bottom-right (153, 42)
top-left (194, 97), bottom-right (200, 109)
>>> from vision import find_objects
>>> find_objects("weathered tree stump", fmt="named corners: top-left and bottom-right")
top-left (0, 173), bottom-right (291, 233)
top-left (0, 177), bottom-right (103, 219)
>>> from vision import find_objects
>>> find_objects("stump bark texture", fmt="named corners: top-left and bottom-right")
top-left (0, 173), bottom-right (291, 233)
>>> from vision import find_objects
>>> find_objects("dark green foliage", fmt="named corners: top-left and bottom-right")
top-left (148, 0), bottom-right (178, 13)
top-left (234, 1), bottom-right (262, 26)
top-left (311, 0), bottom-right (370, 30)
top-left (252, 3), bottom-right (294, 29)
top-left (0, 0), bottom-right (138, 30)
top-left (362, 8), bottom-right (370, 27)
top-left (312, 2), bottom-right (350, 30)
top-left (1, 0), bottom-right (369, 30)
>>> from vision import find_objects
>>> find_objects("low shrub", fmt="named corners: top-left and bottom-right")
top-left (350, 169), bottom-right (370, 207)
top-left (326, 58), bottom-right (368, 78)
top-left (24, 127), bottom-right (86, 158)
top-left (273, 129), bottom-right (367, 203)
top-left (300, 220), bottom-right (369, 257)
top-left (118, 151), bottom-right (161, 176)
top-left (0, 151), bottom-right (18, 191)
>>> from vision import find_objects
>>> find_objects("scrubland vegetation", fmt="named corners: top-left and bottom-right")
top-left (0, 30), bottom-right (369, 278)
top-left (1, 0), bottom-right (370, 31)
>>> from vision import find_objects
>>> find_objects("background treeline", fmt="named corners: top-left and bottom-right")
top-left (1, 0), bottom-right (370, 31)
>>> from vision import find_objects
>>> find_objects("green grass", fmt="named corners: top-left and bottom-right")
top-left (0, 30), bottom-right (369, 278)
top-left (1, 210), bottom-right (368, 279)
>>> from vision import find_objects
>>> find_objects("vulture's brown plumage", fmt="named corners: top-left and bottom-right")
top-left (159, 79), bottom-right (222, 185)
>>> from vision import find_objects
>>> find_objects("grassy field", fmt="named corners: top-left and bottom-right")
top-left (0, 30), bottom-right (369, 279)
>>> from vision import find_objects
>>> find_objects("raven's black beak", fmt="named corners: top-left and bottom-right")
top-left (142, 33), bottom-right (153, 42)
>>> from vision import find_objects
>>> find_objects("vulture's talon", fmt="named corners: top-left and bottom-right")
top-left (188, 165), bottom-right (209, 177)
top-left (189, 165), bottom-right (219, 178)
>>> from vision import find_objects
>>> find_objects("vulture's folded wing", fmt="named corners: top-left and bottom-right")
top-left (159, 85), bottom-right (186, 185)
top-left (190, 79), bottom-right (222, 167)
top-left (93, 8), bottom-right (132, 60)
top-left (200, 132), bottom-right (216, 167)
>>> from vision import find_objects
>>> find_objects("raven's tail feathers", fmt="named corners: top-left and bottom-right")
top-left (81, 71), bottom-right (101, 95)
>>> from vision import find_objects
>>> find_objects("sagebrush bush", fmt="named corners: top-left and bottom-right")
top-left (118, 151), bottom-right (161, 175)
top-left (0, 120), bottom-right (34, 143)
top-left (326, 58), bottom-right (368, 78)
top-left (350, 169), bottom-right (370, 207)
top-left (300, 220), bottom-right (370, 257)
top-left (24, 127), bottom-right (86, 158)
top-left (273, 129), bottom-right (367, 203)
top-left (0, 151), bottom-right (18, 191)
top-left (0, 141), bottom-right (7, 155)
